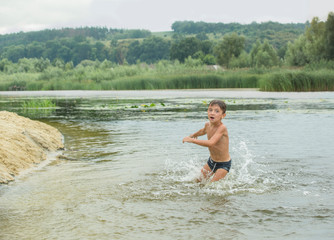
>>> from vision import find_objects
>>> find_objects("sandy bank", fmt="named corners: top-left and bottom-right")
top-left (0, 111), bottom-right (64, 184)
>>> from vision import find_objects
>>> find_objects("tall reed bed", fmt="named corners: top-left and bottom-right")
top-left (0, 72), bottom-right (39, 91)
top-left (259, 69), bottom-right (334, 91)
top-left (103, 72), bottom-right (258, 90)
top-left (1, 62), bottom-right (333, 91)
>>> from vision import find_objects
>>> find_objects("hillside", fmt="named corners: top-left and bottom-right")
top-left (0, 21), bottom-right (306, 65)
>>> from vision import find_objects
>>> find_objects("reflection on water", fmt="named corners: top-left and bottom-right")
top-left (0, 90), bottom-right (334, 239)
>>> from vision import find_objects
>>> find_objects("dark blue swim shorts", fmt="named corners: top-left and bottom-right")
top-left (207, 157), bottom-right (232, 173)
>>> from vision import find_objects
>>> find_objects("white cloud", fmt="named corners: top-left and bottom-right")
top-left (309, 0), bottom-right (334, 21)
top-left (0, 0), bottom-right (93, 33)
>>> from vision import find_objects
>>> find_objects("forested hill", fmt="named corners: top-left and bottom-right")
top-left (0, 21), bottom-right (307, 65)
top-left (172, 20), bottom-right (306, 35)
top-left (0, 21), bottom-right (306, 48)
top-left (172, 21), bottom-right (306, 49)
top-left (0, 27), bottom-right (151, 49)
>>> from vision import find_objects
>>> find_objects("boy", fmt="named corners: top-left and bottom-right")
top-left (183, 100), bottom-right (231, 182)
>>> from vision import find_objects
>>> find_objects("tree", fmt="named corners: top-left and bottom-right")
top-left (72, 42), bottom-right (93, 65)
top-left (285, 14), bottom-right (332, 66)
top-left (93, 41), bottom-right (108, 61)
top-left (65, 61), bottom-right (74, 71)
top-left (17, 58), bottom-right (35, 72)
top-left (201, 40), bottom-right (213, 55)
top-left (215, 33), bottom-right (245, 67)
top-left (170, 37), bottom-right (202, 62)
top-left (110, 42), bottom-right (128, 65)
top-left (139, 36), bottom-right (170, 63)
top-left (250, 40), bottom-right (279, 67)
top-left (229, 51), bottom-right (250, 68)
top-left (196, 32), bottom-right (209, 41)
top-left (126, 40), bottom-right (141, 64)
top-left (250, 40), bottom-right (261, 66)
top-left (57, 45), bottom-right (72, 63)
top-left (2, 45), bottom-right (26, 62)
top-left (52, 58), bottom-right (65, 69)
top-left (304, 17), bottom-right (326, 62)
top-left (325, 12), bottom-right (334, 59)
top-left (285, 35), bottom-right (309, 66)
top-left (26, 42), bottom-right (44, 58)
top-left (127, 37), bottom-right (170, 64)
top-left (0, 58), bottom-right (11, 72)
top-left (43, 40), bottom-right (61, 61)
top-left (34, 58), bottom-right (50, 72)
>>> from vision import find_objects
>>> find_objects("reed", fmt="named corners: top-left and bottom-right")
top-left (0, 72), bottom-right (39, 91)
top-left (304, 60), bottom-right (334, 70)
top-left (20, 98), bottom-right (57, 118)
top-left (259, 69), bottom-right (334, 91)
top-left (105, 72), bottom-right (259, 90)
top-left (1, 62), bottom-right (333, 91)
top-left (22, 99), bottom-right (56, 108)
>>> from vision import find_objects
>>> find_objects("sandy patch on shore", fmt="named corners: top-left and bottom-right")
top-left (0, 111), bottom-right (64, 183)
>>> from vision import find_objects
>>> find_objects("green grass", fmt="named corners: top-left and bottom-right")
top-left (96, 72), bottom-right (259, 90)
top-left (1, 62), bottom-right (333, 91)
top-left (259, 69), bottom-right (334, 91)
top-left (20, 98), bottom-right (57, 118)
top-left (22, 99), bottom-right (57, 108)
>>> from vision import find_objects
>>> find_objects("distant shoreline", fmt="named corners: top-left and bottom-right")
top-left (0, 89), bottom-right (332, 100)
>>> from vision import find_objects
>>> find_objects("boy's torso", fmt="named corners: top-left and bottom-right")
top-left (206, 123), bottom-right (230, 162)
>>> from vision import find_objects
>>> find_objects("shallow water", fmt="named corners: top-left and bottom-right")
top-left (0, 90), bottom-right (333, 239)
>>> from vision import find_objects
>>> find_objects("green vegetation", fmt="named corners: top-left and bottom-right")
top-left (22, 99), bottom-right (56, 108)
top-left (1, 59), bottom-right (333, 91)
top-left (1, 12), bottom-right (334, 92)
top-left (259, 69), bottom-right (334, 91)
top-left (171, 20), bottom-right (306, 51)
top-left (0, 60), bottom-right (257, 90)
top-left (21, 98), bottom-right (57, 118)
top-left (0, 20), bottom-right (306, 66)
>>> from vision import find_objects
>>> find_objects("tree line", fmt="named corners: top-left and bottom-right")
top-left (0, 27), bottom-right (151, 49)
top-left (0, 13), bottom-right (333, 72)
top-left (172, 20), bottom-right (306, 51)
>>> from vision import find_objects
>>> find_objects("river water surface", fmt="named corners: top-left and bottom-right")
top-left (0, 90), bottom-right (333, 239)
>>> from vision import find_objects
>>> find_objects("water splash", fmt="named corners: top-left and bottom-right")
top-left (161, 139), bottom-right (277, 197)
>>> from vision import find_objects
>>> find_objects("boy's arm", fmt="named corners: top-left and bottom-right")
top-left (190, 126), bottom-right (207, 138)
top-left (182, 123), bottom-right (207, 143)
top-left (185, 125), bottom-right (225, 147)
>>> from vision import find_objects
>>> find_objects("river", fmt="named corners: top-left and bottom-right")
top-left (0, 90), bottom-right (333, 239)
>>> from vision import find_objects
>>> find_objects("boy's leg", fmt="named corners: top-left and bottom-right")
top-left (211, 169), bottom-right (228, 182)
top-left (196, 164), bottom-right (212, 182)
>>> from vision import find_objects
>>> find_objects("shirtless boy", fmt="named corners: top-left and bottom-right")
top-left (183, 100), bottom-right (231, 182)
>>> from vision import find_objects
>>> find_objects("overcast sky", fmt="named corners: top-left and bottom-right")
top-left (0, 0), bottom-right (333, 34)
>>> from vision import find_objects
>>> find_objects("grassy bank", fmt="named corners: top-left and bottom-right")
top-left (259, 69), bottom-right (334, 91)
top-left (0, 62), bottom-right (333, 91)
top-left (100, 72), bottom-right (258, 90)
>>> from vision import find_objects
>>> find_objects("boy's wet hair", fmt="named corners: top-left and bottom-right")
top-left (209, 100), bottom-right (226, 113)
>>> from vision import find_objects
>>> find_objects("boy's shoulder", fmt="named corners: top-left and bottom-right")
top-left (216, 123), bottom-right (228, 133)
top-left (220, 123), bottom-right (227, 130)
top-left (205, 122), bottom-right (227, 131)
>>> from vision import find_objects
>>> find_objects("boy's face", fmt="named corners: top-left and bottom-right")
top-left (207, 104), bottom-right (226, 123)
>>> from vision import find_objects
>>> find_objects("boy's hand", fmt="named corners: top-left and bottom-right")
top-left (183, 136), bottom-right (194, 143)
